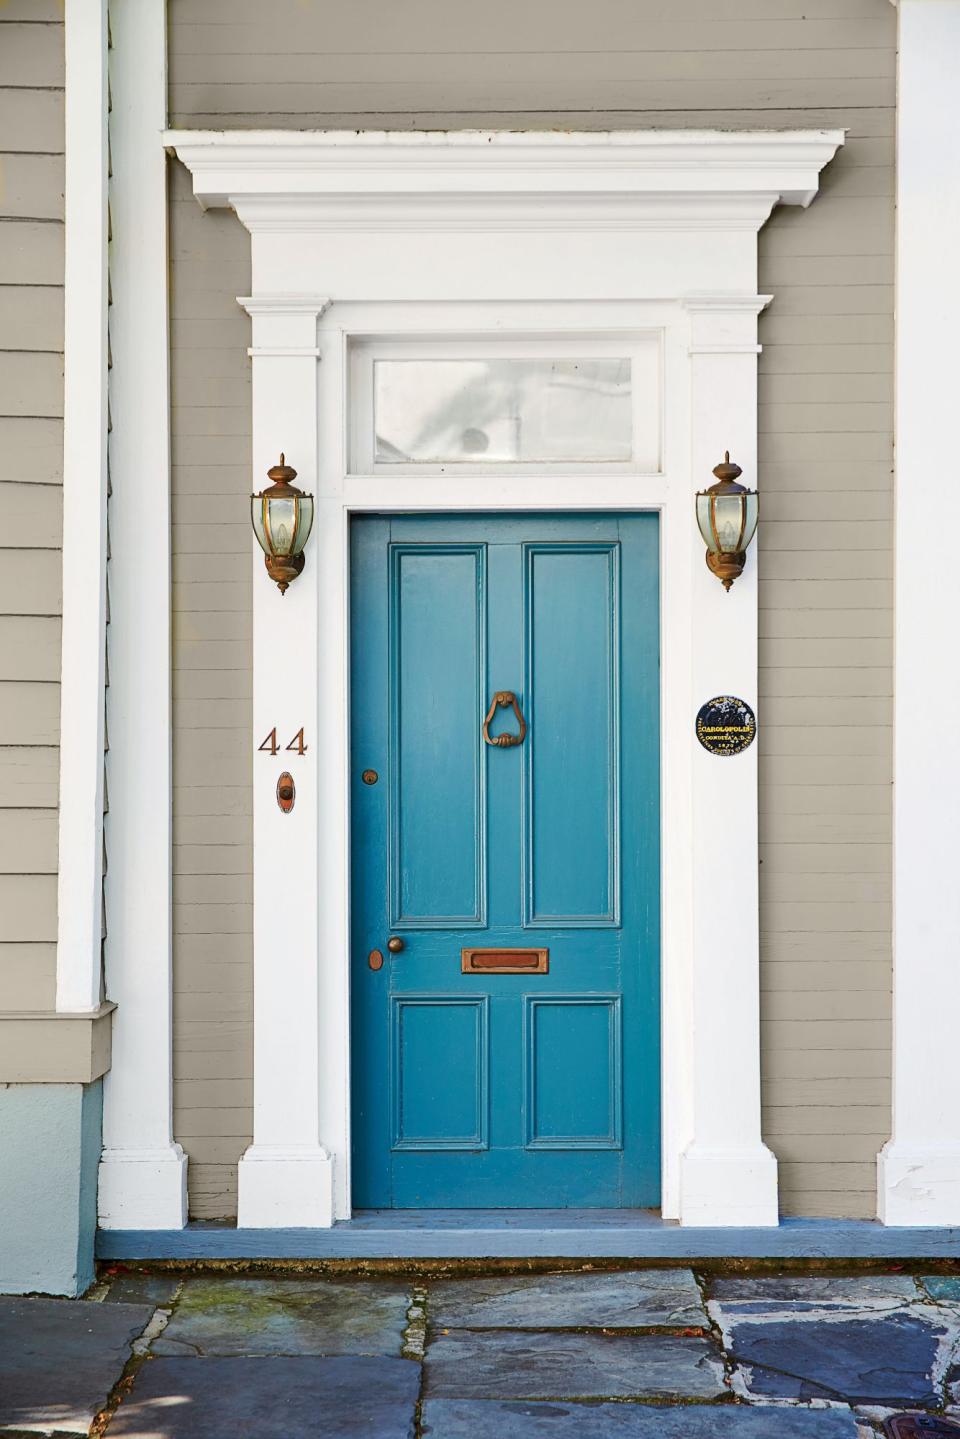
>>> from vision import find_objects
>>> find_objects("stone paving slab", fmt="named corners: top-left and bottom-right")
top-left (421, 1399), bottom-right (865, 1437)
top-left (105, 1355), bottom-right (421, 1438)
top-left (151, 1276), bottom-right (411, 1358)
top-left (424, 1329), bottom-right (725, 1400)
top-left (711, 1275), bottom-right (921, 1312)
top-left (0, 1297), bottom-right (152, 1435)
top-left (727, 1313), bottom-right (948, 1407)
top-left (429, 1268), bottom-right (707, 1330)
top-left (923, 1278), bottom-right (960, 1303)
top-left (103, 1271), bottom-right (181, 1308)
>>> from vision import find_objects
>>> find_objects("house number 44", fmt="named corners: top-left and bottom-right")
top-left (258, 727), bottom-right (308, 756)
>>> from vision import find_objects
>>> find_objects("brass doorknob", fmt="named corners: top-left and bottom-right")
top-left (387, 937), bottom-right (405, 954)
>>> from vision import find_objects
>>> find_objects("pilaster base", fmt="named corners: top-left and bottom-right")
top-left (878, 1142), bottom-right (960, 1225)
top-left (678, 1142), bottom-right (779, 1226)
top-left (98, 1144), bottom-right (188, 1229)
top-left (237, 1145), bottom-right (334, 1228)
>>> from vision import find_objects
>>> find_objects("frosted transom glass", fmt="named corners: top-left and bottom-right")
top-left (374, 358), bottom-right (633, 464)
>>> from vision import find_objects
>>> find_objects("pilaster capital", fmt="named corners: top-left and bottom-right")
top-left (239, 295), bottom-right (331, 357)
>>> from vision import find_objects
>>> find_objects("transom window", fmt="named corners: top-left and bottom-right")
top-left (349, 336), bottom-right (662, 475)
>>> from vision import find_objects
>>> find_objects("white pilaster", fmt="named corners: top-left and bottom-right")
top-left (99, 0), bottom-right (187, 1229)
top-left (56, 0), bottom-right (109, 1015)
top-left (236, 298), bottom-right (333, 1229)
top-left (879, 0), bottom-right (960, 1225)
top-left (678, 296), bottom-right (779, 1227)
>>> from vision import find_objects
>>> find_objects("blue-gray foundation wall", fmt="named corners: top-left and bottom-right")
top-left (0, 1081), bottom-right (102, 1296)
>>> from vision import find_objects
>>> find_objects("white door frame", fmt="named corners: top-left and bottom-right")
top-left (159, 130), bottom-right (841, 1227)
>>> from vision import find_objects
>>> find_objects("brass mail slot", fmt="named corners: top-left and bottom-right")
top-left (461, 947), bottom-right (549, 975)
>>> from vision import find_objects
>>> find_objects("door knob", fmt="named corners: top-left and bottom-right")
top-left (387, 936), bottom-right (405, 954)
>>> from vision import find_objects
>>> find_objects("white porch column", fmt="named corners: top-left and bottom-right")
top-left (678, 297), bottom-right (779, 1227)
top-left (98, 0), bottom-right (187, 1229)
top-left (879, 0), bottom-right (960, 1224)
top-left (236, 298), bottom-right (333, 1228)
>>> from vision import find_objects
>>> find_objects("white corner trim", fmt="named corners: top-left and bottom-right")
top-left (56, 0), bottom-right (110, 1015)
top-left (881, 0), bottom-right (960, 1226)
top-left (99, 0), bottom-right (187, 1229)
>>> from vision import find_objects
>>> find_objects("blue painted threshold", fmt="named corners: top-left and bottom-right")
top-left (96, 1211), bottom-right (960, 1262)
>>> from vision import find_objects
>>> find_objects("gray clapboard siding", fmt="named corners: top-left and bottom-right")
top-left (0, 943), bottom-right (56, 1010)
top-left (0, 811), bottom-right (57, 873)
top-left (0, 154), bottom-right (64, 221)
top-left (0, 24), bottom-right (64, 89)
top-left (0, 550), bottom-right (61, 617)
top-left (0, 617), bottom-right (61, 681)
top-left (0, 89), bottom-right (63, 154)
top-left (169, 159), bottom-right (253, 1217)
top-left (0, 747), bottom-right (58, 808)
top-left (763, 63), bottom-right (891, 1191)
top-left (0, 874), bottom-right (57, 943)
top-left (0, 14), bottom-right (63, 1011)
top-left (167, 0), bottom-right (894, 1220)
top-left (0, 223), bottom-right (64, 287)
top-left (0, 286), bottom-right (64, 352)
top-left (0, 683), bottom-right (59, 752)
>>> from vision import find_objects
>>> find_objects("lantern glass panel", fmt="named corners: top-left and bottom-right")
top-left (265, 496), bottom-right (298, 556)
top-left (711, 493), bottom-right (748, 553)
top-left (251, 497), bottom-right (269, 555)
top-left (292, 496), bottom-right (314, 556)
top-left (695, 494), bottom-right (718, 553)
top-left (741, 492), bottom-right (759, 551)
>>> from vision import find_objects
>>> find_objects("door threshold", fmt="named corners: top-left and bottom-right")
top-left (97, 1210), bottom-right (960, 1262)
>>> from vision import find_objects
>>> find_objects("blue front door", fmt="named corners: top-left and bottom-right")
top-left (350, 514), bottom-right (660, 1208)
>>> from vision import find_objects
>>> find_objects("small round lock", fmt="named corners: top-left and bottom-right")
top-left (361, 769), bottom-right (379, 786)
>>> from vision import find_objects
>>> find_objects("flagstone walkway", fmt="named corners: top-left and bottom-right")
top-left (4, 1267), bottom-right (960, 1436)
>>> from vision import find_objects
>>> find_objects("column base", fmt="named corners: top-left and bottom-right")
top-left (678, 1142), bottom-right (779, 1226)
top-left (878, 1142), bottom-right (960, 1225)
top-left (237, 1145), bottom-right (334, 1228)
top-left (98, 1144), bottom-right (188, 1229)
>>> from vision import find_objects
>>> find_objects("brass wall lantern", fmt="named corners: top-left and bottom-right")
top-left (251, 455), bottom-right (314, 594)
top-left (695, 452), bottom-right (758, 592)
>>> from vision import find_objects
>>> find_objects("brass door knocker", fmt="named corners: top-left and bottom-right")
top-left (482, 691), bottom-right (527, 748)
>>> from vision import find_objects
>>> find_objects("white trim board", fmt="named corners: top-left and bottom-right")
top-left (56, 0), bottom-right (110, 1015)
top-left (164, 127), bottom-right (842, 1230)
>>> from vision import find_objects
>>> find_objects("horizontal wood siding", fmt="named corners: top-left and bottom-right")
top-left (168, 0), bottom-right (895, 1218)
top-left (0, 13), bottom-right (63, 1013)
top-left (169, 161), bottom-right (253, 1219)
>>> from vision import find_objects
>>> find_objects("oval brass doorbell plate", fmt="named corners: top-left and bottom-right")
top-left (368, 949), bottom-right (384, 971)
top-left (362, 769), bottom-right (379, 786)
top-left (277, 771), bottom-right (295, 813)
